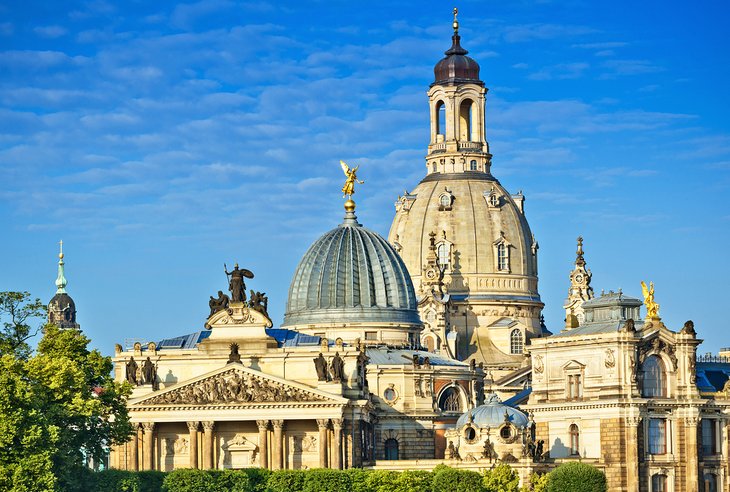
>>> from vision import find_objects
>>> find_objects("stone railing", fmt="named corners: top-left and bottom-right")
top-left (696, 354), bottom-right (730, 364)
top-left (457, 141), bottom-right (482, 151)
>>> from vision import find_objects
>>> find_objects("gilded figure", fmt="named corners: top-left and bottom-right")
top-left (641, 280), bottom-right (660, 319)
top-left (340, 160), bottom-right (364, 197)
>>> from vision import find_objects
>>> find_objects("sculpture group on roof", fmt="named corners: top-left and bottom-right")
top-left (208, 264), bottom-right (269, 320)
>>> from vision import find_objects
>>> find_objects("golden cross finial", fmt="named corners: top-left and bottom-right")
top-left (59, 239), bottom-right (64, 259)
top-left (452, 7), bottom-right (459, 33)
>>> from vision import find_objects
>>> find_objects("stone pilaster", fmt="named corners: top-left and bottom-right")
top-left (625, 417), bottom-right (639, 492)
top-left (186, 421), bottom-right (199, 469)
top-left (317, 419), bottom-right (330, 468)
top-left (272, 420), bottom-right (284, 470)
top-left (685, 416), bottom-right (699, 492)
top-left (332, 419), bottom-right (343, 470)
top-left (202, 421), bottom-right (215, 470)
top-left (257, 420), bottom-right (269, 470)
top-left (142, 422), bottom-right (155, 471)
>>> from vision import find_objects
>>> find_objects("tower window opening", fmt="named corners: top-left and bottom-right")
top-left (459, 99), bottom-right (473, 141)
top-left (510, 329), bottom-right (524, 354)
top-left (436, 101), bottom-right (446, 140)
top-left (439, 194), bottom-right (451, 207)
top-left (470, 160), bottom-right (478, 171)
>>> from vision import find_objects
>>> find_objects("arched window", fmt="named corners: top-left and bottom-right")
top-left (437, 243), bottom-right (450, 268)
top-left (439, 194), bottom-right (451, 207)
top-left (384, 438), bottom-right (399, 460)
top-left (436, 101), bottom-right (446, 139)
top-left (470, 159), bottom-right (478, 171)
top-left (642, 355), bottom-right (666, 397)
top-left (459, 99), bottom-right (473, 141)
top-left (651, 474), bottom-right (667, 492)
top-left (704, 473), bottom-right (718, 492)
top-left (438, 387), bottom-right (462, 413)
top-left (569, 424), bottom-right (580, 456)
top-left (425, 336), bottom-right (435, 353)
top-left (432, 162), bottom-right (437, 173)
top-left (510, 329), bottom-right (524, 354)
top-left (497, 243), bottom-right (509, 271)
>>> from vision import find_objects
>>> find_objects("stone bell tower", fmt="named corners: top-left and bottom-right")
top-left (563, 236), bottom-right (594, 329)
top-left (48, 241), bottom-right (80, 330)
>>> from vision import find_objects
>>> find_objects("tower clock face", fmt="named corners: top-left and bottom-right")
top-left (426, 269), bottom-right (437, 280)
top-left (575, 274), bottom-right (584, 283)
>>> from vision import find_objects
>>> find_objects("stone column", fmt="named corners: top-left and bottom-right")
top-left (187, 421), bottom-right (199, 469)
top-left (625, 417), bottom-right (639, 492)
top-left (317, 419), bottom-right (330, 468)
top-left (202, 421), bottom-right (215, 470)
top-left (685, 417), bottom-right (699, 492)
top-left (272, 420), bottom-right (284, 470)
top-left (257, 420), bottom-right (269, 470)
top-left (129, 425), bottom-right (139, 471)
top-left (142, 422), bottom-right (155, 471)
top-left (332, 419), bottom-right (343, 470)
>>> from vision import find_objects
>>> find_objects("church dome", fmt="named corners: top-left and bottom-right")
top-left (283, 207), bottom-right (421, 342)
top-left (456, 393), bottom-right (529, 429)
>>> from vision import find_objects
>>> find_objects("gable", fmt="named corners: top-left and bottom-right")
top-left (130, 364), bottom-right (348, 407)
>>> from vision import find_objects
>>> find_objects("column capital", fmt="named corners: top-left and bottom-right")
top-left (316, 418), bottom-right (330, 430)
top-left (685, 416), bottom-right (699, 427)
top-left (142, 422), bottom-right (155, 433)
top-left (202, 421), bottom-right (216, 431)
top-left (332, 419), bottom-right (343, 430)
top-left (272, 419), bottom-right (285, 430)
top-left (256, 420), bottom-right (270, 431)
top-left (187, 421), bottom-right (200, 432)
top-left (625, 416), bottom-right (641, 427)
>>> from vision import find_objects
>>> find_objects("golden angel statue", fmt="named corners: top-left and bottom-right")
top-left (641, 280), bottom-right (660, 319)
top-left (340, 160), bottom-right (364, 198)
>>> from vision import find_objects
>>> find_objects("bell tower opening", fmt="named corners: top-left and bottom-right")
top-left (459, 99), bottom-right (473, 142)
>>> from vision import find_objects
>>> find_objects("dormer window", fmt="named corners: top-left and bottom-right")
top-left (510, 329), bottom-right (524, 354)
top-left (497, 243), bottom-right (508, 271)
top-left (437, 243), bottom-right (450, 268)
top-left (438, 189), bottom-right (454, 211)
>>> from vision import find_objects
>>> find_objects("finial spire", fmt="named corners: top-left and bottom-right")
top-left (55, 240), bottom-right (67, 294)
top-left (452, 7), bottom-right (459, 34)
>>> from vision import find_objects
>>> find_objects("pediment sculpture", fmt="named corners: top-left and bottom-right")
top-left (143, 369), bottom-right (328, 405)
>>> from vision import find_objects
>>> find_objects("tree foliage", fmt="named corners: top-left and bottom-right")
top-left (547, 462), bottom-right (607, 492)
top-left (0, 292), bottom-right (133, 491)
top-left (483, 463), bottom-right (520, 492)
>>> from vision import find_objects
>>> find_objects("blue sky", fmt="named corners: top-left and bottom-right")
top-left (1, 1), bottom-right (729, 356)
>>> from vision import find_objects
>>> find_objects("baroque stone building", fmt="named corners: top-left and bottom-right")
top-left (98, 11), bottom-right (730, 492)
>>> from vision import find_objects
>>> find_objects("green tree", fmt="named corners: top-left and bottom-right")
top-left (0, 291), bottom-right (45, 359)
top-left (547, 462), bottom-right (606, 492)
top-left (0, 292), bottom-right (133, 491)
top-left (483, 463), bottom-right (520, 492)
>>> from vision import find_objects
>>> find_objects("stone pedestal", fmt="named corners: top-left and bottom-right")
top-left (257, 420), bottom-right (269, 470)
top-left (187, 421), bottom-right (199, 469)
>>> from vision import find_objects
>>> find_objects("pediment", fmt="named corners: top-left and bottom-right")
top-left (130, 364), bottom-right (348, 407)
top-left (562, 359), bottom-right (586, 371)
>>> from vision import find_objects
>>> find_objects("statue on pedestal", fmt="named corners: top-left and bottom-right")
top-left (330, 352), bottom-right (345, 383)
top-left (224, 263), bottom-right (254, 303)
top-left (126, 357), bottom-right (138, 385)
top-left (314, 353), bottom-right (328, 381)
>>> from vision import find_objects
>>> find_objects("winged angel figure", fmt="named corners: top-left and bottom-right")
top-left (641, 280), bottom-right (660, 319)
top-left (340, 160), bottom-right (364, 198)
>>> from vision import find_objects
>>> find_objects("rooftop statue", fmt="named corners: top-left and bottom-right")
top-left (209, 290), bottom-right (230, 316)
top-left (249, 290), bottom-right (269, 319)
top-left (224, 263), bottom-right (254, 303)
top-left (340, 160), bottom-right (364, 198)
top-left (641, 280), bottom-right (660, 319)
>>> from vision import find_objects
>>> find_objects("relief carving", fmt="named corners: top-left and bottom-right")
top-left (145, 369), bottom-right (328, 405)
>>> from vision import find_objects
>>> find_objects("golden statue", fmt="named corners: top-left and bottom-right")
top-left (340, 160), bottom-right (364, 198)
top-left (641, 280), bottom-right (660, 319)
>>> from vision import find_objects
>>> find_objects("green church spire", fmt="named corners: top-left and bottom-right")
top-left (55, 240), bottom-right (67, 294)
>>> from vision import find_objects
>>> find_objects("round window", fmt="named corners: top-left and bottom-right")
top-left (464, 426), bottom-right (476, 442)
top-left (384, 388), bottom-right (396, 402)
top-left (500, 426), bottom-right (512, 440)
